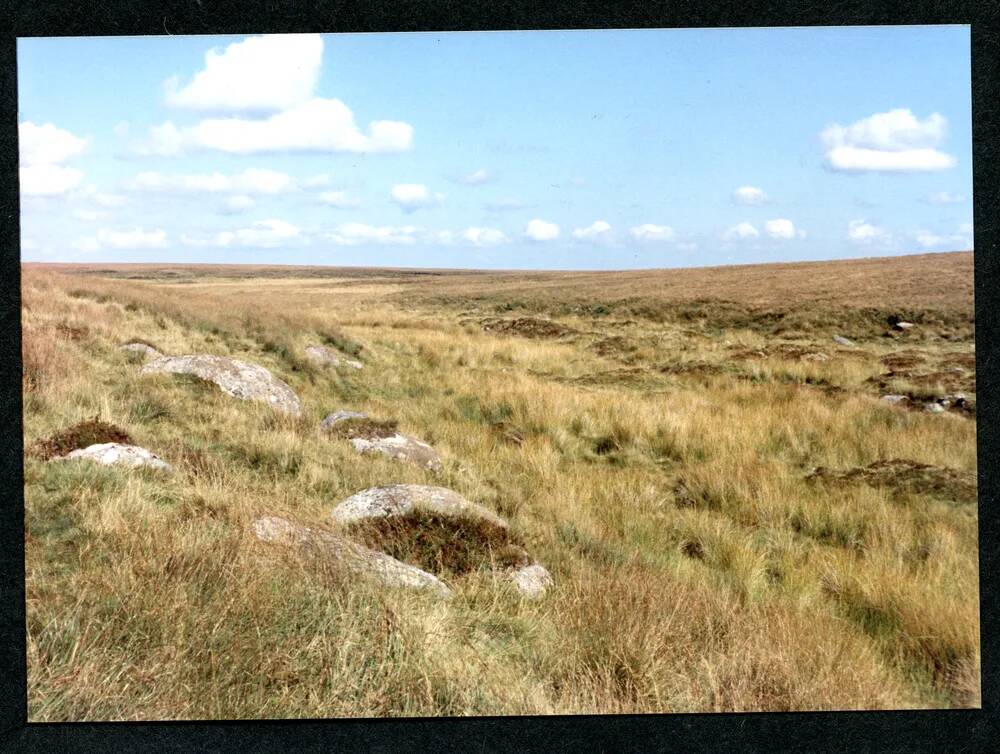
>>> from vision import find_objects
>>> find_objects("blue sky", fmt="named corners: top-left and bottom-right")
top-left (18, 26), bottom-right (973, 270)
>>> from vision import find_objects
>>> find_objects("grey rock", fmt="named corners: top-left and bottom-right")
top-left (58, 442), bottom-right (172, 472)
top-left (305, 345), bottom-right (363, 370)
top-left (348, 433), bottom-right (443, 472)
top-left (832, 335), bottom-right (855, 347)
top-left (332, 484), bottom-right (508, 530)
top-left (924, 402), bottom-right (946, 414)
top-left (508, 564), bottom-right (553, 600)
top-left (120, 342), bottom-right (161, 359)
top-left (880, 394), bottom-right (909, 405)
top-left (320, 410), bottom-right (369, 431)
top-left (252, 516), bottom-right (452, 599)
top-left (141, 354), bottom-right (302, 416)
top-left (893, 322), bottom-right (915, 331)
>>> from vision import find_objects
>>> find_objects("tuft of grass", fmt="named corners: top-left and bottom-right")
top-left (31, 417), bottom-right (133, 460)
top-left (346, 511), bottom-right (530, 576)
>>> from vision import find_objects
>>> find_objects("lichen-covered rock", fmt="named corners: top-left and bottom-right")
top-left (58, 442), bottom-right (172, 472)
top-left (320, 410), bottom-right (369, 432)
top-left (509, 564), bottom-right (553, 600)
top-left (120, 342), bottom-right (161, 359)
top-left (305, 345), bottom-right (363, 370)
top-left (332, 484), bottom-right (508, 530)
top-left (880, 394), bottom-right (909, 405)
top-left (348, 433), bottom-right (443, 472)
top-left (140, 354), bottom-right (302, 416)
top-left (251, 516), bottom-right (452, 599)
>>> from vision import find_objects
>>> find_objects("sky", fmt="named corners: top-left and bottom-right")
top-left (17, 26), bottom-right (973, 270)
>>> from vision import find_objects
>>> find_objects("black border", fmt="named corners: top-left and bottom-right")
top-left (1, 2), bottom-right (997, 751)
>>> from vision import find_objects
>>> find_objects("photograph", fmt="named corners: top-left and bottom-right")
top-left (17, 26), bottom-right (979, 721)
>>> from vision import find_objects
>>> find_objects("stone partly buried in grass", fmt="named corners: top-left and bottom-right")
top-left (251, 516), bottom-right (452, 599)
top-left (331, 484), bottom-right (554, 599)
top-left (120, 341), bottom-right (162, 360)
top-left (805, 459), bottom-right (977, 505)
top-left (56, 442), bottom-right (172, 472)
top-left (332, 484), bottom-right (509, 529)
top-left (140, 354), bottom-right (302, 417)
top-left (321, 412), bottom-right (443, 473)
top-left (304, 344), bottom-right (363, 370)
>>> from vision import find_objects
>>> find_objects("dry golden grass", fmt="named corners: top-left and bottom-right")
top-left (21, 253), bottom-right (979, 720)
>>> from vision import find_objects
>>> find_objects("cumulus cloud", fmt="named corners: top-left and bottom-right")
top-left (181, 219), bottom-right (305, 249)
top-left (723, 222), bottom-right (759, 241)
top-left (222, 195), bottom-right (256, 214)
top-left (324, 223), bottom-right (422, 246)
top-left (135, 99), bottom-right (414, 156)
top-left (164, 34), bottom-right (323, 113)
top-left (914, 223), bottom-right (973, 250)
top-left (73, 227), bottom-right (169, 252)
top-left (127, 169), bottom-right (297, 195)
top-left (525, 219), bottom-right (560, 241)
top-left (462, 227), bottom-right (509, 247)
top-left (924, 191), bottom-right (966, 205)
top-left (19, 121), bottom-right (88, 196)
top-left (19, 121), bottom-right (87, 166)
top-left (847, 219), bottom-right (891, 245)
top-left (572, 220), bottom-right (612, 241)
top-left (453, 168), bottom-right (491, 186)
top-left (390, 184), bottom-right (443, 212)
top-left (318, 191), bottom-right (361, 209)
top-left (821, 109), bottom-right (956, 172)
top-left (732, 185), bottom-right (767, 205)
top-left (20, 164), bottom-right (85, 197)
top-left (764, 218), bottom-right (803, 240)
top-left (629, 224), bottom-right (674, 242)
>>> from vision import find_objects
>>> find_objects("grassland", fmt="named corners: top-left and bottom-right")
top-left (20, 251), bottom-right (979, 719)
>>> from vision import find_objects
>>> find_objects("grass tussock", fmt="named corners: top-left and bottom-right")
top-left (20, 257), bottom-right (978, 720)
top-left (31, 417), bottom-right (133, 460)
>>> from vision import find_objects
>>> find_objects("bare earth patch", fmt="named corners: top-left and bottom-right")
top-left (805, 459), bottom-right (977, 504)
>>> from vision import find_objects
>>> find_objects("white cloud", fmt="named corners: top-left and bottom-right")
top-left (572, 220), bottom-right (612, 241)
top-left (136, 98), bottom-right (413, 156)
top-left (764, 218), bottom-right (803, 240)
top-left (164, 34), bottom-right (323, 113)
top-left (324, 223), bottom-right (422, 246)
top-left (629, 224), bottom-right (674, 242)
top-left (74, 185), bottom-right (127, 207)
top-left (723, 222), bottom-right (759, 240)
top-left (390, 183), bottom-right (443, 212)
top-left (223, 195), bottom-right (256, 213)
top-left (847, 219), bottom-right (891, 245)
top-left (181, 219), bottom-right (305, 249)
top-left (462, 227), bottom-right (509, 247)
top-left (732, 185), bottom-right (767, 205)
top-left (73, 227), bottom-right (169, 252)
top-left (914, 223), bottom-right (973, 250)
top-left (128, 168), bottom-right (296, 195)
top-left (18, 121), bottom-right (88, 196)
top-left (20, 164), bottom-right (84, 196)
top-left (318, 190), bottom-right (361, 209)
top-left (924, 191), bottom-right (966, 205)
top-left (19, 122), bottom-right (88, 166)
top-left (454, 168), bottom-right (490, 186)
top-left (821, 109), bottom-right (956, 172)
top-left (525, 219), bottom-right (560, 241)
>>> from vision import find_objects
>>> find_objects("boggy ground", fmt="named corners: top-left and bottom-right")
top-left (20, 251), bottom-right (978, 720)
